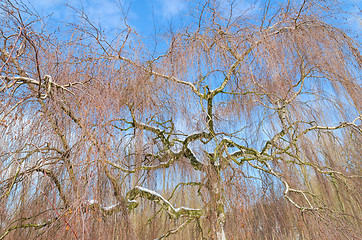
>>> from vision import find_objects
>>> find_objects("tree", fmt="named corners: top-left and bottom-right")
top-left (0, 0), bottom-right (361, 239)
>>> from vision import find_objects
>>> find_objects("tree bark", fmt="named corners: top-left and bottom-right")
top-left (207, 165), bottom-right (226, 240)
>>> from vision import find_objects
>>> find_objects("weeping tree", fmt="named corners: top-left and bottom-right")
top-left (0, 0), bottom-right (361, 239)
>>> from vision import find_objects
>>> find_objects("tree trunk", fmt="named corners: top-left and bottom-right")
top-left (207, 165), bottom-right (226, 240)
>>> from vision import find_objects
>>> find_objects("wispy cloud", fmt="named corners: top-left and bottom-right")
top-left (28, 0), bottom-right (127, 31)
top-left (158, 0), bottom-right (186, 18)
top-left (26, 0), bottom-right (66, 18)
top-left (219, 0), bottom-right (260, 19)
top-left (29, 0), bottom-right (64, 9)
top-left (80, 0), bottom-right (124, 29)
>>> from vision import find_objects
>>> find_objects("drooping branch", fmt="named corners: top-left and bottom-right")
top-left (0, 220), bottom-right (53, 240)
top-left (34, 168), bottom-right (69, 208)
top-left (156, 218), bottom-right (194, 240)
top-left (117, 55), bottom-right (204, 98)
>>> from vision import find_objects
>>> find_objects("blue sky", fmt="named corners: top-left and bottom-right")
top-left (27, 0), bottom-right (189, 35)
top-left (26, 0), bottom-right (267, 36)
top-left (27, 0), bottom-right (361, 39)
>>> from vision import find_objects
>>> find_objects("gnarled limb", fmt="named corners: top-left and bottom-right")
top-left (127, 186), bottom-right (203, 219)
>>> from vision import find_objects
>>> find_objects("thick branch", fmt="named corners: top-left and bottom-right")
top-left (127, 186), bottom-right (203, 219)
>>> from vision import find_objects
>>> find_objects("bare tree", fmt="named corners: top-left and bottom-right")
top-left (0, 0), bottom-right (361, 239)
